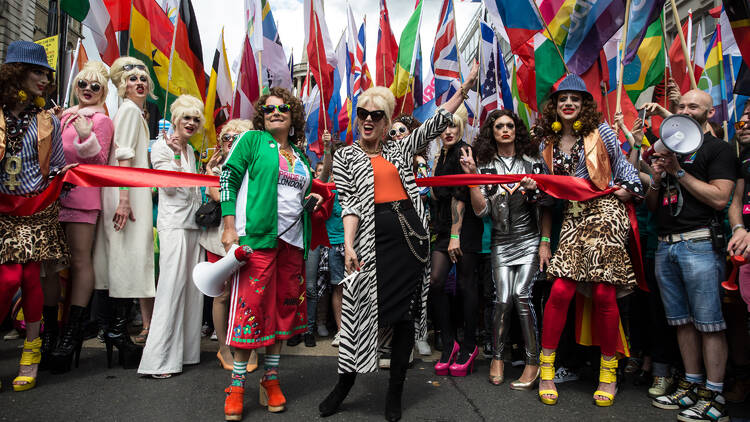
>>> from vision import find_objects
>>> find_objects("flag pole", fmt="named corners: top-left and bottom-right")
top-left (531, 0), bottom-right (569, 75)
top-left (615, 0), bottom-right (632, 115)
top-left (258, 51), bottom-right (263, 94)
top-left (475, 26), bottom-right (483, 128)
top-left (717, 23), bottom-right (729, 143)
top-left (450, 0), bottom-right (463, 78)
top-left (126, 0), bottom-right (134, 54)
top-left (163, 5), bottom-right (180, 122)
top-left (312, 12), bottom-right (328, 132)
top-left (64, 39), bottom-right (81, 108)
top-left (669, 0), bottom-right (697, 89)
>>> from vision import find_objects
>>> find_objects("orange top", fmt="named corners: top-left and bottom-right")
top-left (371, 155), bottom-right (408, 204)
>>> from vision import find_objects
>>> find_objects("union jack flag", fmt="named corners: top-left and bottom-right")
top-left (432, 0), bottom-right (460, 106)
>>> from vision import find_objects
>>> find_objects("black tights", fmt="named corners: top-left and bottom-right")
top-left (431, 250), bottom-right (479, 361)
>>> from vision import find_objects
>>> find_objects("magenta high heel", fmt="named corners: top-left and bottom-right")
top-left (434, 341), bottom-right (459, 376)
top-left (449, 346), bottom-right (478, 377)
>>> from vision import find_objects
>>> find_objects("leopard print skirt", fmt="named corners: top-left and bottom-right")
top-left (0, 201), bottom-right (69, 265)
top-left (547, 194), bottom-right (636, 289)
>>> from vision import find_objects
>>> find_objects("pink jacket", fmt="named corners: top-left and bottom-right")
top-left (60, 105), bottom-right (114, 211)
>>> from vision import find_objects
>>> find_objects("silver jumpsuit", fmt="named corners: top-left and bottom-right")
top-left (476, 155), bottom-right (544, 364)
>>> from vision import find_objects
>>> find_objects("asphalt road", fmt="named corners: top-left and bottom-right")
top-left (1, 337), bottom-right (748, 422)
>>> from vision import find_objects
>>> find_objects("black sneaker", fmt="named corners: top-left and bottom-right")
top-left (287, 334), bottom-right (302, 347)
top-left (304, 332), bottom-right (316, 347)
top-left (652, 378), bottom-right (699, 410)
top-left (677, 387), bottom-right (729, 422)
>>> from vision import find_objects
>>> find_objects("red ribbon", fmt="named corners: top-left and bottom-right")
top-left (1, 164), bottom-right (219, 216)
top-left (415, 174), bottom-right (617, 201)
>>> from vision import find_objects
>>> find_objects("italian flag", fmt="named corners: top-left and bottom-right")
top-left (61, 0), bottom-right (119, 65)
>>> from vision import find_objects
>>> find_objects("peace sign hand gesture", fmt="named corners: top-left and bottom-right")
top-left (459, 146), bottom-right (477, 174)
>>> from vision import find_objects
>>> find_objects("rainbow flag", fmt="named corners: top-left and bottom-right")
top-left (699, 26), bottom-right (729, 124)
top-left (391, 0), bottom-right (422, 116)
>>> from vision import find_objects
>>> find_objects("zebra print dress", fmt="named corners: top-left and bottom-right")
top-left (332, 108), bottom-right (453, 374)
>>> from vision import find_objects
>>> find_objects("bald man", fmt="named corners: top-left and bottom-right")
top-left (644, 89), bottom-right (736, 422)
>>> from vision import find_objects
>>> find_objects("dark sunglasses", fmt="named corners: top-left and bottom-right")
top-left (494, 122), bottom-right (515, 130)
top-left (221, 133), bottom-right (238, 143)
top-left (128, 75), bottom-right (148, 83)
top-left (261, 104), bottom-right (291, 114)
top-left (77, 80), bottom-right (101, 92)
top-left (389, 126), bottom-right (408, 138)
top-left (736, 120), bottom-right (748, 130)
top-left (356, 107), bottom-right (386, 122)
top-left (123, 64), bottom-right (147, 71)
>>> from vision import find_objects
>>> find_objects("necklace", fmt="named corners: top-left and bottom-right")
top-left (360, 142), bottom-right (382, 155)
top-left (279, 146), bottom-right (296, 168)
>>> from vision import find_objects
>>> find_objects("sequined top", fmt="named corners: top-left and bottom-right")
top-left (476, 154), bottom-right (545, 266)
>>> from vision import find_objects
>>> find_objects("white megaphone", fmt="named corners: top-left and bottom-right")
top-left (643, 114), bottom-right (704, 163)
top-left (192, 244), bottom-right (253, 297)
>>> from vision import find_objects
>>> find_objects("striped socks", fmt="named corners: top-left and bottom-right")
top-left (263, 354), bottom-right (280, 381)
top-left (231, 361), bottom-right (248, 387)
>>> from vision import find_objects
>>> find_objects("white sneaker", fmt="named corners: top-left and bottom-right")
top-left (416, 339), bottom-right (432, 356)
top-left (317, 325), bottom-right (329, 337)
top-left (553, 367), bottom-right (579, 384)
top-left (331, 331), bottom-right (340, 347)
top-left (210, 330), bottom-right (218, 341)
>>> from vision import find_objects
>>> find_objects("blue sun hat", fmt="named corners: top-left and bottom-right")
top-left (551, 74), bottom-right (592, 101)
top-left (4, 40), bottom-right (54, 71)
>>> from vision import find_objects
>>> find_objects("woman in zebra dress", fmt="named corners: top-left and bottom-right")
top-left (319, 61), bottom-right (478, 421)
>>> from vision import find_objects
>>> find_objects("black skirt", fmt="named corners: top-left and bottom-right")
top-left (374, 199), bottom-right (428, 326)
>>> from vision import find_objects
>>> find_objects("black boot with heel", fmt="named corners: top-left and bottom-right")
top-left (319, 372), bottom-right (356, 417)
top-left (40, 305), bottom-right (59, 371)
top-left (104, 298), bottom-right (142, 369)
top-left (386, 321), bottom-right (415, 421)
top-left (50, 305), bottom-right (86, 373)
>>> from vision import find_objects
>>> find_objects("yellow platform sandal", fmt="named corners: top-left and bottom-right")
top-left (593, 356), bottom-right (618, 407)
top-left (538, 351), bottom-right (558, 405)
top-left (13, 337), bottom-right (42, 392)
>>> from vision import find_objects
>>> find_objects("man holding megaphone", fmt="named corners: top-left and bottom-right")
top-left (644, 90), bottom-right (737, 422)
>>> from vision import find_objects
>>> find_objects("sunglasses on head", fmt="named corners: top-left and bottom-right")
top-left (128, 75), bottom-right (148, 83)
top-left (494, 122), bottom-right (515, 130)
top-left (356, 107), bottom-right (386, 122)
top-left (389, 126), bottom-right (408, 138)
top-left (77, 80), bottom-right (101, 93)
top-left (221, 133), bottom-right (238, 143)
top-left (736, 120), bottom-right (748, 130)
top-left (123, 64), bottom-right (147, 71)
top-left (261, 104), bottom-right (291, 114)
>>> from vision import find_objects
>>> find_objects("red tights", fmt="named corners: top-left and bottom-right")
top-left (0, 262), bottom-right (43, 323)
top-left (541, 277), bottom-right (619, 356)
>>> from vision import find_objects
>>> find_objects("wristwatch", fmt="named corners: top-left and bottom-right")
top-left (675, 169), bottom-right (686, 179)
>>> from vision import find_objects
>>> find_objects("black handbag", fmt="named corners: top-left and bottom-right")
top-left (195, 200), bottom-right (221, 227)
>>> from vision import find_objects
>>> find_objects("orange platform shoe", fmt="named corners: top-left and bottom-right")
top-left (259, 378), bottom-right (286, 412)
top-left (224, 386), bottom-right (245, 421)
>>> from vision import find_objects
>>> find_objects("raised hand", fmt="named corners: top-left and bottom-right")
top-left (459, 146), bottom-right (477, 174)
top-left (72, 114), bottom-right (93, 140)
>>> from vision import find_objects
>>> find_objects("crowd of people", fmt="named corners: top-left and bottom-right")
top-left (1, 39), bottom-right (749, 422)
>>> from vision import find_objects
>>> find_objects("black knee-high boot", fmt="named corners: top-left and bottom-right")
top-left (386, 321), bottom-right (415, 421)
top-left (319, 372), bottom-right (357, 417)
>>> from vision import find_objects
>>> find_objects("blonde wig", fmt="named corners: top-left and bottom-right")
top-left (170, 94), bottom-right (205, 127)
top-left (218, 119), bottom-right (254, 140)
top-left (110, 56), bottom-right (155, 99)
top-left (73, 61), bottom-right (109, 105)
top-left (358, 86), bottom-right (396, 126)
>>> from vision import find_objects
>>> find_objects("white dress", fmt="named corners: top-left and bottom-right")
top-left (138, 137), bottom-right (204, 375)
top-left (93, 99), bottom-right (155, 298)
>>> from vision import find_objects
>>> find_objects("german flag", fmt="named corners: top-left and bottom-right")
top-left (128, 0), bottom-right (205, 126)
